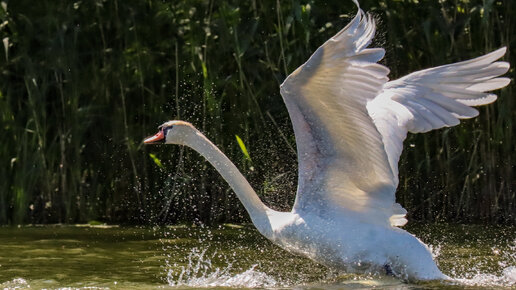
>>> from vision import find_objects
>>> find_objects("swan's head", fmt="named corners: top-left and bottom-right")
top-left (144, 120), bottom-right (198, 145)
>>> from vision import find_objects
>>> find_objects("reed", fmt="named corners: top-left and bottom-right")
top-left (0, 0), bottom-right (513, 225)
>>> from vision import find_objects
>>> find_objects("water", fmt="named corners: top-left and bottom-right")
top-left (0, 224), bottom-right (514, 289)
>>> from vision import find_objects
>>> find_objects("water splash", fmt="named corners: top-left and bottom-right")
top-left (428, 243), bottom-right (442, 259)
top-left (452, 239), bottom-right (516, 287)
top-left (165, 247), bottom-right (278, 288)
top-left (0, 278), bottom-right (29, 289)
top-left (454, 266), bottom-right (515, 287)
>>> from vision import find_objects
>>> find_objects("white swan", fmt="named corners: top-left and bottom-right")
top-left (144, 1), bottom-right (510, 281)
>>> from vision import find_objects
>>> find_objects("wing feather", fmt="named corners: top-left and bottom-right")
top-left (280, 3), bottom-right (402, 226)
top-left (368, 48), bottom-right (510, 185)
top-left (280, 1), bottom-right (509, 228)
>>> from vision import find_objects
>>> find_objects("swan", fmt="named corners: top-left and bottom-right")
top-left (144, 0), bottom-right (510, 281)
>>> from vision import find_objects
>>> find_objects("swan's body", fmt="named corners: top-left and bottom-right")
top-left (144, 1), bottom-right (510, 281)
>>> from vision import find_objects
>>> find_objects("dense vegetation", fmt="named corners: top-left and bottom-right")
top-left (0, 0), bottom-right (514, 225)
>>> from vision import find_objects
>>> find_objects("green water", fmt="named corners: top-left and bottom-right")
top-left (0, 224), bottom-right (514, 289)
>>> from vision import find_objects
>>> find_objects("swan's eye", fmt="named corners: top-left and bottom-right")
top-left (163, 125), bottom-right (174, 135)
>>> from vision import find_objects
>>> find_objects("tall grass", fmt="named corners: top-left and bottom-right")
top-left (0, 0), bottom-right (513, 225)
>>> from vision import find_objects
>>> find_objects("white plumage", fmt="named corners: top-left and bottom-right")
top-left (145, 0), bottom-right (510, 281)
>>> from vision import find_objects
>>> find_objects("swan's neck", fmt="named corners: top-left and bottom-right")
top-left (185, 131), bottom-right (274, 237)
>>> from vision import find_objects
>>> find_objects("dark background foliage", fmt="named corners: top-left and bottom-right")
top-left (0, 0), bottom-right (514, 225)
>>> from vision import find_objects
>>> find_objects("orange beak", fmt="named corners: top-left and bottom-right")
top-left (144, 130), bottom-right (165, 144)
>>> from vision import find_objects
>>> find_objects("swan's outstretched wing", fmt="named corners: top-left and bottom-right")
top-left (281, 1), bottom-right (510, 227)
top-left (280, 3), bottom-right (402, 226)
top-left (368, 48), bottom-right (510, 187)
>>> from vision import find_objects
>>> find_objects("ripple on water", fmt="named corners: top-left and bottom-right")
top-left (1, 225), bottom-right (515, 289)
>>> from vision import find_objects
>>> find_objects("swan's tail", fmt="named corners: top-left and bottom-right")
top-left (389, 203), bottom-right (407, 227)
